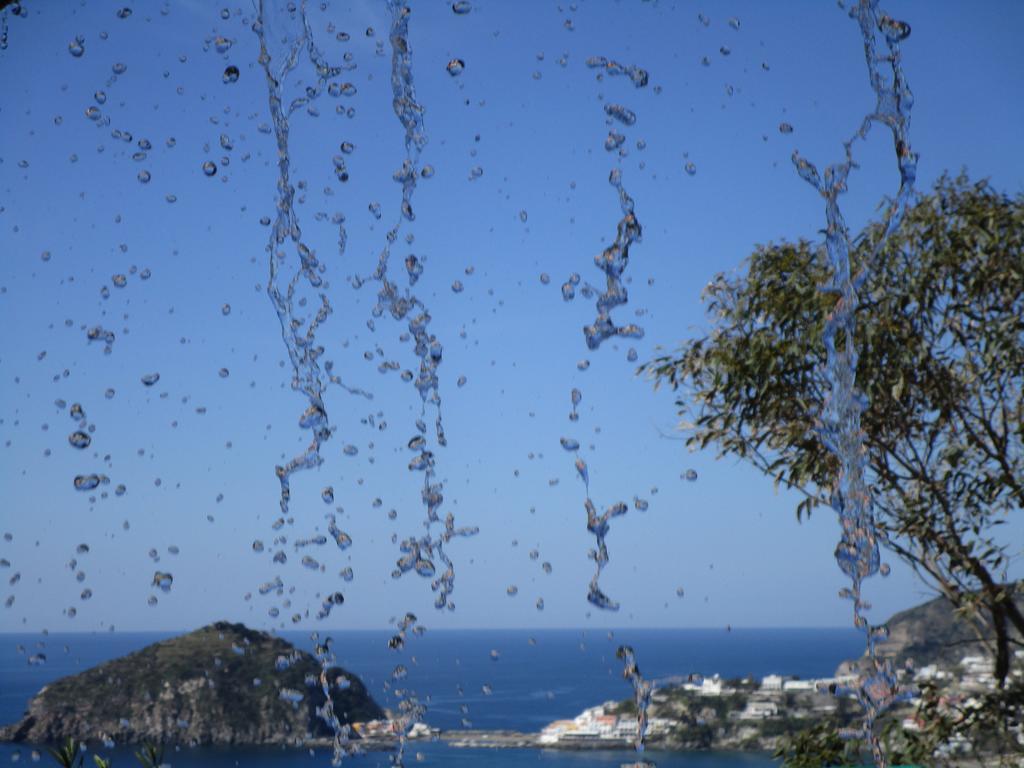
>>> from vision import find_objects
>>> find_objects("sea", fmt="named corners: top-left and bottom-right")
top-left (0, 628), bottom-right (865, 767)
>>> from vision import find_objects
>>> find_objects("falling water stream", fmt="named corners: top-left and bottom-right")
top-left (0, 1), bottom-right (940, 765)
top-left (617, 645), bottom-right (655, 767)
top-left (561, 56), bottom-right (648, 614)
top-left (252, 2), bottom-right (362, 760)
top-left (792, 2), bottom-right (918, 765)
top-left (253, 1), bottom-right (477, 763)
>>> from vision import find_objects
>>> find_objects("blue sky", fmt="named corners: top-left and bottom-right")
top-left (0, 0), bottom-right (1022, 633)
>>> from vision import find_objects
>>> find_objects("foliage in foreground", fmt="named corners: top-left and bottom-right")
top-left (48, 739), bottom-right (83, 768)
top-left (46, 739), bottom-right (166, 768)
top-left (648, 173), bottom-right (1024, 763)
top-left (647, 173), bottom-right (1023, 677)
top-left (775, 679), bottom-right (1024, 767)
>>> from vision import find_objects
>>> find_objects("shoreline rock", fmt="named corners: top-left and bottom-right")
top-left (0, 622), bottom-right (383, 747)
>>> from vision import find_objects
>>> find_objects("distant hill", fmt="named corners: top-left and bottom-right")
top-left (838, 582), bottom-right (1024, 674)
top-left (0, 621), bottom-right (384, 746)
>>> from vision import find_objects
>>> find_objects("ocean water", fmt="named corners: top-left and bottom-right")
top-left (0, 628), bottom-right (864, 767)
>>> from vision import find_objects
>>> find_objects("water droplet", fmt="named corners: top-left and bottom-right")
top-left (778, 122), bottom-right (794, 134)
top-left (451, 280), bottom-right (464, 293)
top-left (115, 7), bottom-right (132, 19)
top-left (202, 161), bottom-right (217, 177)
top-left (223, 65), bottom-right (240, 84)
top-left (152, 572), bottom-right (173, 592)
top-left (137, 170), bottom-right (151, 184)
top-left (68, 37), bottom-right (85, 58)
top-left (684, 469), bottom-right (698, 482)
top-left (879, 15), bottom-right (911, 41)
top-left (85, 106), bottom-right (102, 121)
top-left (140, 372), bottom-right (160, 386)
top-left (559, 437), bottom-right (579, 452)
top-left (214, 36), bottom-right (233, 53)
top-left (728, 17), bottom-right (740, 30)
top-left (452, 1), bottom-right (472, 14)
top-left (446, 58), bottom-right (465, 77)
top-left (68, 431), bottom-right (91, 449)
top-left (604, 104), bottom-right (637, 126)
top-left (73, 474), bottom-right (100, 491)
top-left (684, 162), bottom-right (697, 176)
top-left (506, 585), bottom-right (518, 596)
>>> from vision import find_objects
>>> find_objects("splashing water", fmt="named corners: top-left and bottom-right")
top-left (253, 2), bottom-right (355, 762)
top-left (792, 2), bottom-right (918, 765)
top-left (583, 167), bottom-right (644, 351)
top-left (253, 0), bottom-right (344, 532)
top-left (369, 0), bottom-right (477, 618)
top-left (616, 645), bottom-right (656, 767)
top-left (584, 56), bottom-right (649, 88)
top-left (310, 634), bottom-right (353, 761)
top-left (564, 59), bottom-right (648, 612)
top-left (383, 613), bottom-right (428, 767)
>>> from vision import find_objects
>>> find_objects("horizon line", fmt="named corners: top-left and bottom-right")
top-left (0, 624), bottom-right (865, 635)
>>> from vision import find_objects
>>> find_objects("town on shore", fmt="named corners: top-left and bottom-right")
top-left (371, 645), bottom-right (1020, 760)
top-left (531, 648), bottom-right (1022, 755)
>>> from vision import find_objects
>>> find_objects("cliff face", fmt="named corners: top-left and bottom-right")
top-left (837, 583), bottom-right (1024, 674)
top-left (0, 622), bottom-right (384, 746)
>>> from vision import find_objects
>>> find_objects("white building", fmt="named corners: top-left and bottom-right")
top-left (699, 676), bottom-right (724, 696)
top-left (539, 720), bottom-right (576, 745)
top-left (760, 674), bottom-right (787, 691)
top-left (738, 700), bottom-right (779, 720)
top-left (782, 679), bottom-right (816, 692)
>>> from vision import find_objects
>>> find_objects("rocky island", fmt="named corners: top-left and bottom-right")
top-left (0, 622), bottom-right (384, 747)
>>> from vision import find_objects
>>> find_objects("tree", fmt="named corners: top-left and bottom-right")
top-left (646, 173), bottom-right (1024, 683)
